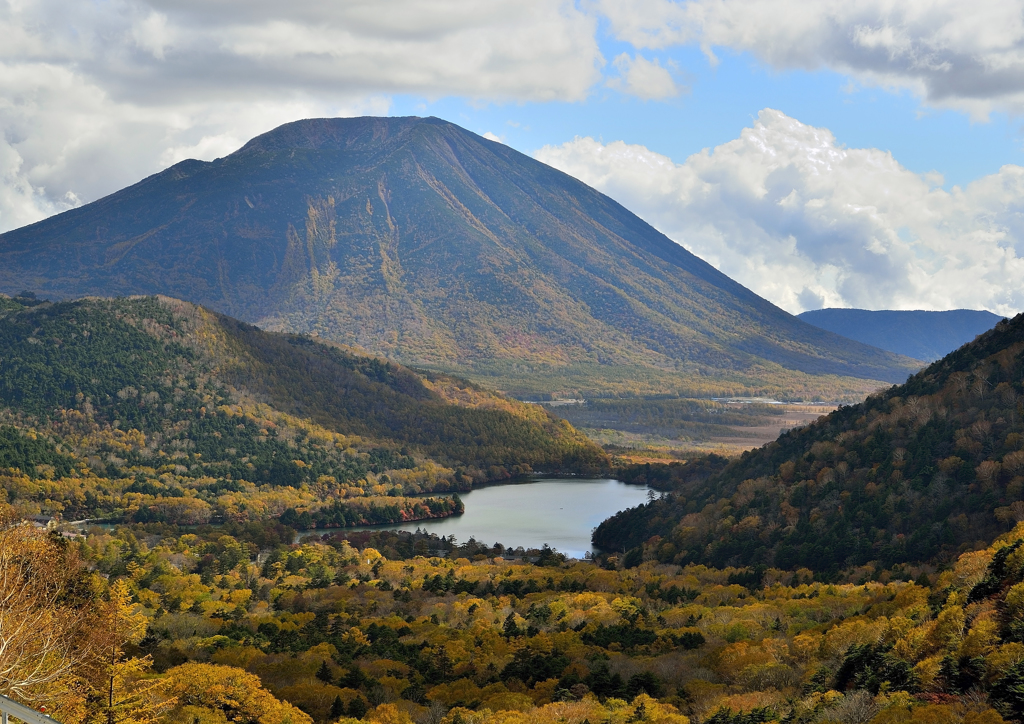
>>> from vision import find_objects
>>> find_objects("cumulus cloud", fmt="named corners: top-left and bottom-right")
top-left (607, 53), bottom-right (681, 99)
top-left (535, 109), bottom-right (1024, 315)
top-left (0, 0), bottom-right (602, 231)
top-left (592, 0), bottom-right (1024, 117)
top-left (0, 0), bottom-right (602, 102)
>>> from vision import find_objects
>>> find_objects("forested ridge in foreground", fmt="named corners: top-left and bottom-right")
top-left (0, 293), bottom-right (605, 527)
top-left (7, 503), bottom-right (1024, 724)
top-left (595, 313), bottom-right (1024, 577)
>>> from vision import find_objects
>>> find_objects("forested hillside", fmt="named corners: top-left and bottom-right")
top-left (0, 293), bottom-right (605, 527)
top-left (10, 500), bottom-right (1024, 724)
top-left (0, 116), bottom-right (920, 399)
top-left (595, 313), bottom-right (1024, 578)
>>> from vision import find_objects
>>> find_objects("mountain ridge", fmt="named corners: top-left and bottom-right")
top-left (0, 115), bottom-right (920, 398)
top-left (799, 307), bottom-right (1003, 362)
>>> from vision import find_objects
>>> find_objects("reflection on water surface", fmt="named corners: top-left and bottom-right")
top-left (319, 477), bottom-right (652, 558)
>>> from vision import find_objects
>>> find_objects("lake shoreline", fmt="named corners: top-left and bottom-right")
top-left (71, 477), bottom-right (649, 559)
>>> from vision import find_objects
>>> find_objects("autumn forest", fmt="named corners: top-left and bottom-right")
top-left (5, 291), bottom-right (1024, 724)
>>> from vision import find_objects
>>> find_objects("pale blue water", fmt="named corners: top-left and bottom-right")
top-left (313, 477), bottom-right (652, 558)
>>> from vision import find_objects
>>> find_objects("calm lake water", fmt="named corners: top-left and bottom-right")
top-left (309, 477), bottom-right (652, 559)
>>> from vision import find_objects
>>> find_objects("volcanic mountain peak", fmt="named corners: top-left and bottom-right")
top-left (234, 115), bottom-right (434, 155)
top-left (0, 115), bottom-right (921, 399)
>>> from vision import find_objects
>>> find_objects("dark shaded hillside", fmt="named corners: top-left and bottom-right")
top-left (213, 315), bottom-right (607, 471)
top-left (0, 116), bottom-right (919, 397)
top-left (799, 308), bottom-right (1002, 362)
top-left (595, 313), bottom-right (1024, 577)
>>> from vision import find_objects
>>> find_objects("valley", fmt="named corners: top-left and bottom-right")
top-left (1, 0), bottom-right (1021, 713)
top-left (543, 398), bottom-right (837, 457)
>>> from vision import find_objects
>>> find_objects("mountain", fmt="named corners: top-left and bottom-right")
top-left (0, 116), bottom-right (919, 399)
top-left (595, 312), bottom-right (1024, 577)
top-left (0, 294), bottom-right (605, 524)
top-left (798, 308), bottom-right (1003, 362)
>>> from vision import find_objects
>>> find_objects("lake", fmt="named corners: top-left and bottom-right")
top-left (306, 477), bottom-right (652, 559)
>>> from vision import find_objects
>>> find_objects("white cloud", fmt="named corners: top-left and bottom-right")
top-left (0, 0), bottom-right (602, 102)
top-left (607, 53), bottom-right (681, 99)
top-left (0, 61), bottom-right (389, 230)
top-left (592, 0), bottom-right (1024, 117)
top-left (131, 11), bottom-right (174, 60)
top-left (0, 0), bottom-right (603, 232)
top-left (535, 109), bottom-right (1024, 315)
top-left (0, 136), bottom-right (76, 232)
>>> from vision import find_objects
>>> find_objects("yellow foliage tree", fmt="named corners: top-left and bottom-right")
top-left (0, 506), bottom-right (88, 709)
top-left (86, 578), bottom-right (170, 724)
top-left (164, 662), bottom-right (313, 724)
top-left (367, 703), bottom-right (415, 724)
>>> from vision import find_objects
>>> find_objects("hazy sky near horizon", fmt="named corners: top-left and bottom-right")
top-left (3, 0), bottom-right (1024, 314)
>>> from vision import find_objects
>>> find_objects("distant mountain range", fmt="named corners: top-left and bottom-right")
top-left (798, 308), bottom-right (1003, 362)
top-left (0, 116), bottom-right (920, 399)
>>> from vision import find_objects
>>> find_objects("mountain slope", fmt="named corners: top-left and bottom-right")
top-left (799, 308), bottom-right (1002, 362)
top-left (0, 294), bottom-right (606, 523)
top-left (595, 313), bottom-right (1024, 576)
top-left (0, 116), bottom-right (918, 398)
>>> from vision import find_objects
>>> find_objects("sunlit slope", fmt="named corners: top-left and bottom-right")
top-left (596, 313), bottom-right (1024, 574)
top-left (0, 116), bottom-right (920, 396)
top-left (0, 295), bottom-right (606, 479)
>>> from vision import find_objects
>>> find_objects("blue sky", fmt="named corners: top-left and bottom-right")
top-left (3, 0), bottom-right (1024, 313)
top-left (391, 47), bottom-right (1023, 191)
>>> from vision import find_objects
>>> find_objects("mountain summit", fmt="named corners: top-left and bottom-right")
top-left (0, 116), bottom-right (919, 397)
